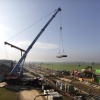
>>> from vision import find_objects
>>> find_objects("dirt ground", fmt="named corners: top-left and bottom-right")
top-left (20, 90), bottom-right (44, 100)
top-left (0, 82), bottom-right (7, 87)
top-left (0, 82), bottom-right (44, 100)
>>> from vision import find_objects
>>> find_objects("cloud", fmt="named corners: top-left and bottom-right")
top-left (0, 24), bottom-right (13, 43)
top-left (14, 41), bottom-right (58, 50)
top-left (34, 42), bottom-right (58, 50)
top-left (0, 24), bottom-right (12, 33)
top-left (14, 41), bottom-right (30, 49)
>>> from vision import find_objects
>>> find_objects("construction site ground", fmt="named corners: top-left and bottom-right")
top-left (0, 82), bottom-right (45, 100)
top-left (7, 85), bottom-right (46, 100)
top-left (20, 90), bottom-right (44, 100)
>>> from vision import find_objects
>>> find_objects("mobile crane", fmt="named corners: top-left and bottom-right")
top-left (3, 7), bottom-right (61, 85)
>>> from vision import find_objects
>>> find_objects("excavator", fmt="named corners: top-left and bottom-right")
top-left (80, 66), bottom-right (95, 78)
top-left (2, 7), bottom-right (61, 86)
top-left (77, 66), bottom-right (99, 83)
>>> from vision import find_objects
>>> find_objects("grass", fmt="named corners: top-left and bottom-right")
top-left (41, 63), bottom-right (100, 72)
top-left (0, 88), bottom-right (18, 100)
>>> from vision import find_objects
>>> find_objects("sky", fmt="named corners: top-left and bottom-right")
top-left (0, 0), bottom-right (100, 63)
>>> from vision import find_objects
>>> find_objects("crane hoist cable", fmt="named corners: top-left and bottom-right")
top-left (4, 10), bottom-right (57, 62)
top-left (57, 11), bottom-right (67, 58)
top-left (6, 9), bottom-right (56, 42)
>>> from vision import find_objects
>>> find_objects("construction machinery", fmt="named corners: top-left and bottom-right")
top-left (2, 7), bottom-right (61, 85)
top-left (82, 66), bottom-right (100, 83)
top-left (71, 66), bottom-right (96, 82)
top-left (80, 66), bottom-right (94, 78)
top-left (77, 66), bottom-right (100, 83)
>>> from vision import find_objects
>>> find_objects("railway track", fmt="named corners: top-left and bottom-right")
top-left (25, 66), bottom-right (100, 99)
top-left (59, 75), bottom-right (100, 96)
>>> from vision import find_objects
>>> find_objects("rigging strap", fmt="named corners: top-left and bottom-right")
top-left (57, 11), bottom-right (67, 58)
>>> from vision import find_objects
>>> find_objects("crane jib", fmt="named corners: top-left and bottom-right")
top-left (10, 7), bottom-right (61, 75)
